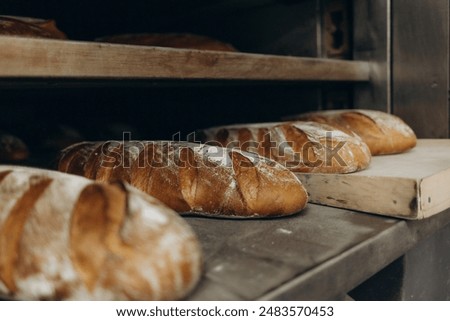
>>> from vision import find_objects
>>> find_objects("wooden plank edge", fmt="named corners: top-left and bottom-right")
top-left (0, 36), bottom-right (371, 81)
top-left (419, 167), bottom-right (450, 219)
top-left (296, 173), bottom-right (420, 219)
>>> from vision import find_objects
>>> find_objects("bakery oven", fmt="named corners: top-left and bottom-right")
top-left (0, 0), bottom-right (449, 301)
top-left (1, 0), bottom-right (448, 148)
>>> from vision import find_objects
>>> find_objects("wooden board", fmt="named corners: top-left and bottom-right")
top-left (296, 139), bottom-right (450, 220)
top-left (0, 36), bottom-right (370, 82)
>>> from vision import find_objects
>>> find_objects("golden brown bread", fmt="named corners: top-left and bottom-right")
top-left (198, 121), bottom-right (371, 173)
top-left (285, 109), bottom-right (417, 155)
top-left (58, 141), bottom-right (308, 218)
top-left (97, 33), bottom-right (237, 52)
top-left (0, 16), bottom-right (67, 39)
top-left (0, 132), bottom-right (29, 162)
top-left (0, 165), bottom-right (202, 300)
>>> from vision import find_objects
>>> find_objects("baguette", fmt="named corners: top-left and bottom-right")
top-left (0, 165), bottom-right (202, 300)
top-left (0, 16), bottom-right (67, 39)
top-left (284, 109), bottom-right (417, 155)
top-left (198, 121), bottom-right (371, 173)
top-left (58, 141), bottom-right (308, 218)
top-left (97, 33), bottom-right (237, 52)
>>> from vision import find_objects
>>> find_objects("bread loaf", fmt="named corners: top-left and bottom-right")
top-left (58, 141), bottom-right (308, 218)
top-left (97, 33), bottom-right (237, 52)
top-left (285, 109), bottom-right (417, 155)
top-left (0, 165), bottom-right (202, 300)
top-left (198, 121), bottom-right (371, 173)
top-left (0, 16), bottom-right (67, 39)
top-left (0, 132), bottom-right (29, 162)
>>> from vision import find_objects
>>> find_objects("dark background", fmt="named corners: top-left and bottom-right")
top-left (0, 0), bottom-right (352, 165)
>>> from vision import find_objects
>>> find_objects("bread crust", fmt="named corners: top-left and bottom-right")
top-left (58, 141), bottom-right (308, 218)
top-left (200, 121), bottom-right (371, 173)
top-left (286, 109), bottom-right (417, 155)
top-left (0, 165), bottom-right (202, 300)
top-left (0, 16), bottom-right (67, 39)
top-left (0, 132), bottom-right (29, 162)
top-left (97, 33), bottom-right (237, 52)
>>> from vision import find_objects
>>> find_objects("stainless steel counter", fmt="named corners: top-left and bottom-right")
top-left (185, 204), bottom-right (450, 300)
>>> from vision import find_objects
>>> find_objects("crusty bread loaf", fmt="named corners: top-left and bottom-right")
top-left (58, 141), bottom-right (308, 218)
top-left (0, 165), bottom-right (202, 300)
top-left (0, 16), bottom-right (67, 39)
top-left (198, 121), bottom-right (371, 173)
top-left (97, 33), bottom-right (237, 52)
top-left (0, 132), bottom-right (29, 162)
top-left (285, 109), bottom-right (417, 155)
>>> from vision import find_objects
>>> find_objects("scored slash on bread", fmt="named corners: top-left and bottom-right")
top-left (284, 109), bottom-right (417, 155)
top-left (0, 166), bottom-right (202, 300)
top-left (198, 121), bottom-right (371, 173)
top-left (58, 141), bottom-right (308, 218)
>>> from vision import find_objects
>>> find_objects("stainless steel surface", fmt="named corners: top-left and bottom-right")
top-left (350, 220), bottom-right (450, 301)
top-left (185, 204), bottom-right (450, 300)
top-left (400, 223), bottom-right (450, 300)
top-left (354, 0), bottom-right (449, 137)
top-left (392, 0), bottom-right (450, 138)
top-left (353, 0), bottom-right (390, 112)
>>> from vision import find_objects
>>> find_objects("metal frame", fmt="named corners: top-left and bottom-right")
top-left (353, 0), bottom-right (391, 113)
top-left (353, 0), bottom-right (450, 138)
top-left (392, 0), bottom-right (449, 138)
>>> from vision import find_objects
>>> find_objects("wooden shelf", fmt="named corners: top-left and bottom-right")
top-left (0, 36), bottom-right (370, 82)
top-left (296, 140), bottom-right (450, 220)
